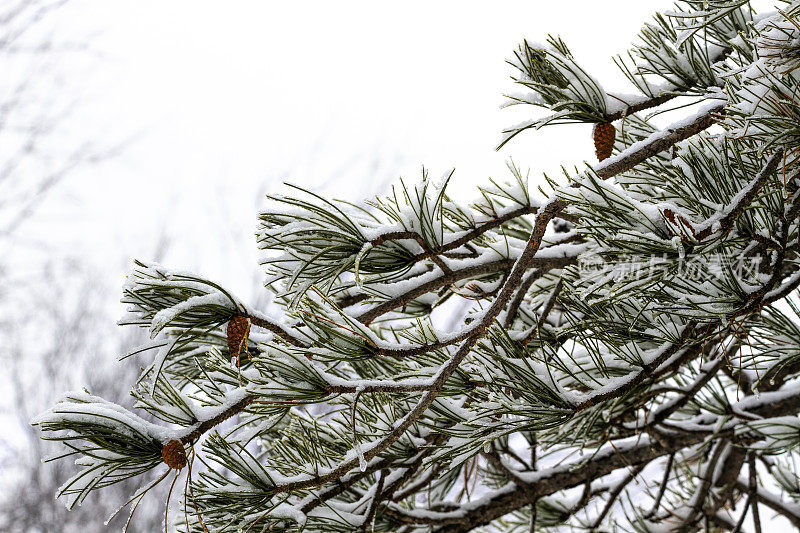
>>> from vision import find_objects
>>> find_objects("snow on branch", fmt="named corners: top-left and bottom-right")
top-left (32, 2), bottom-right (800, 532)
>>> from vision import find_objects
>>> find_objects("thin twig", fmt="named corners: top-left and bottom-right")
top-left (749, 454), bottom-right (763, 533)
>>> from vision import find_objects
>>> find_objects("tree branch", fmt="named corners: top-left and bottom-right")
top-left (262, 199), bottom-right (564, 497)
top-left (733, 479), bottom-right (800, 529)
top-left (420, 382), bottom-right (800, 531)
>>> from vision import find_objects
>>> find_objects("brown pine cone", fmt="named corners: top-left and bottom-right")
top-left (227, 316), bottom-right (251, 361)
top-left (593, 122), bottom-right (616, 162)
top-left (161, 440), bottom-right (187, 469)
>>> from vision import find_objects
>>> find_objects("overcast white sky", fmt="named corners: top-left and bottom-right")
top-left (8, 0), bottom-right (678, 305)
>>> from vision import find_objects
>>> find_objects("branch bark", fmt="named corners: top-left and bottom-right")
top-left (394, 383), bottom-right (800, 531)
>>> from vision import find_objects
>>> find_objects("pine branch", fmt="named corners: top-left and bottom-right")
top-left (247, 201), bottom-right (563, 499)
top-left (588, 462), bottom-right (646, 529)
top-left (357, 103), bottom-right (724, 327)
top-left (359, 469), bottom-right (386, 531)
top-left (504, 268), bottom-right (546, 328)
top-left (354, 255), bottom-right (573, 325)
top-left (179, 392), bottom-right (256, 445)
top-left (604, 91), bottom-right (680, 122)
top-left (645, 453), bottom-right (674, 520)
top-left (35, 4), bottom-right (800, 531)
top-left (749, 453), bottom-right (763, 533)
top-left (693, 150), bottom-right (784, 240)
top-left (638, 348), bottom-right (729, 426)
top-left (675, 440), bottom-right (730, 531)
top-left (247, 313), bottom-right (308, 347)
top-left (733, 478), bottom-right (800, 528)
top-left (406, 384), bottom-right (800, 531)
top-left (586, 100), bottom-right (725, 182)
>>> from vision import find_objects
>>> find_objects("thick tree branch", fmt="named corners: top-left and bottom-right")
top-left (409, 383), bottom-right (800, 531)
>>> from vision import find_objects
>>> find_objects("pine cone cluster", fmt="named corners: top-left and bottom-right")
top-left (161, 439), bottom-right (187, 469)
top-left (593, 122), bottom-right (615, 161)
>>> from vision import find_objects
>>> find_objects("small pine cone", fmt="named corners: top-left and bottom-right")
top-left (227, 316), bottom-right (251, 360)
top-left (593, 122), bottom-right (616, 162)
top-left (161, 440), bottom-right (187, 469)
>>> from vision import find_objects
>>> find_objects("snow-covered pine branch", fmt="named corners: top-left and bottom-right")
top-left (32, 1), bottom-right (800, 531)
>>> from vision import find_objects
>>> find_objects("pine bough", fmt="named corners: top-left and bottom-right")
top-left (33, 2), bottom-right (800, 531)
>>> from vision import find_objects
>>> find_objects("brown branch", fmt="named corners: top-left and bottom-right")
top-left (334, 291), bottom-right (370, 309)
top-left (179, 394), bottom-right (256, 445)
top-left (647, 355), bottom-right (728, 426)
top-left (645, 453), bottom-right (674, 519)
top-left (369, 206), bottom-right (541, 261)
top-left (385, 423), bottom-right (479, 511)
top-left (731, 494), bottom-right (753, 533)
top-left (300, 457), bottom-right (395, 514)
top-left (605, 92), bottom-right (680, 122)
top-left (356, 255), bottom-right (575, 325)
top-left (733, 479), bottom-right (800, 529)
top-left (503, 269), bottom-right (544, 328)
top-left (247, 314), bottom-right (307, 347)
top-left (262, 200), bottom-right (563, 497)
top-left (711, 445), bottom-right (747, 521)
top-left (484, 449), bottom-right (536, 498)
top-left (674, 440), bottom-right (729, 532)
top-left (590, 101), bottom-right (725, 182)
top-left (398, 432), bottom-right (680, 530)
top-left (589, 463), bottom-right (647, 530)
top-left (418, 382), bottom-right (800, 532)
top-left (748, 454), bottom-right (763, 533)
top-left (520, 278), bottom-right (564, 346)
top-left (360, 469), bottom-right (387, 531)
top-left (603, 46), bottom-right (732, 124)
top-left (423, 436), bottom-right (696, 531)
top-left (299, 431), bottom-right (451, 517)
top-left (356, 259), bottom-right (511, 324)
top-left (372, 231), bottom-right (454, 275)
top-left (606, 333), bottom-right (729, 436)
top-left (693, 151), bottom-right (784, 241)
top-left (326, 382), bottom-right (438, 394)
top-left (709, 511), bottom-right (739, 531)
top-left (573, 323), bottom-right (698, 411)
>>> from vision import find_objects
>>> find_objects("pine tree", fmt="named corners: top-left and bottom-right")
top-left (32, 2), bottom-right (800, 531)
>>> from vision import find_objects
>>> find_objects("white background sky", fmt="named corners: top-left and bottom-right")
top-left (13, 0), bottom-right (671, 303)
